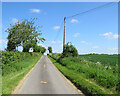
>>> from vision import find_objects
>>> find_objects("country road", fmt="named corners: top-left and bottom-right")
top-left (15, 56), bottom-right (83, 95)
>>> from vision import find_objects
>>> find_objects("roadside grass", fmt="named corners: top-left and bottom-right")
top-left (2, 54), bottom-right (42, 94)
top-left (48, 56), bottom-right (118, 95)
top-left (0, 69), bottom-right (1, 96)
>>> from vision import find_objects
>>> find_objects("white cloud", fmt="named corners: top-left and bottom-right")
top-left (12, 18), bottom-right (18, 24)
top-left (51, 41), bottom-right (56, 44)
top-left (51, 40), bottom-right (61, 44)
top-left (113, 34), bottom-right (119, 39)
top-left (30, 9), bottom-right (40, 13)
top-left (73, 32), bottom-right (80, 37)
top-left (103, 32), bottom-right (112, 36)
top-left (80, 41), bottom-right (92, 45)
top-left (38, 44), bottom-right (43, 46)
top-left (37, 44), bottom-right (46, 48)
top-left (53, 26), bottom-right (60, 30)
top-left (108, 48), bottom-right (118, 51)
top-left (71, 19), bottom-right (79, 23)
top-left (58, 40), bottom-right (61, 43)
top-left (0, 40), bottom-right (7, 44)
top-left (93, 46), bottom-right (99, 49)
top-left (101, 32), bottom-right (119, 39)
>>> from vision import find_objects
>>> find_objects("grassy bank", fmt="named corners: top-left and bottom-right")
top-left (2, 52), bottom-right (42, 94)
top-left (48, 54), bottom-right (119, 95)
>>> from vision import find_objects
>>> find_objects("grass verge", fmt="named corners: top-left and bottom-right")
top-left (48, 56), bottom-right (117, 95)
top-left (2, 54), bottom-right (42, 94)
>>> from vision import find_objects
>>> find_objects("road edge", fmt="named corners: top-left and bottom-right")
top-left (12, 56), bottom-right (43, 94)
top-left (47, 56), bottom-right (84, 95)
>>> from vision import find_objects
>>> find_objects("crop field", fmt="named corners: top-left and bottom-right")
top-left (48, 53), bottom-right (119, 94)
top-left (79, 54), bottom-right (118, 66)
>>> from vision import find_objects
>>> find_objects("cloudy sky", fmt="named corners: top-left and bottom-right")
top-left (1, 2), bottom-right (118, 54)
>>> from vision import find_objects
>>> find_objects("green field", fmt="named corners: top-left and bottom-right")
top-left (1, 51), bottom-right (42, 94)
top-left (48, 53), bottom-right (119, 95)
top-left (79, 54), bottom-right (118, 66)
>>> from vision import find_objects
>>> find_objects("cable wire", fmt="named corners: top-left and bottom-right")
top-left (54, 20), bottom-right (64, 41)
top-left (66, 1), bottom-right (118, 19)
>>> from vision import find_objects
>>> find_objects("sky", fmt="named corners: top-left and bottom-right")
top-left (1, 2), bottom-right (118, 54)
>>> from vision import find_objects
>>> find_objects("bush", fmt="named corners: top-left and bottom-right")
top-left (48, 53), bottom-right (61, 61)
top-left (62, 42), bottom-right (78, 58)
top-left (48, 46), bottom-right (52, 53)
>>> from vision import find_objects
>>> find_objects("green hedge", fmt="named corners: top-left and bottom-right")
top-left (1, 51), bottom-right (41, 76)
top-left (2, 51), bottom-right (42, 94)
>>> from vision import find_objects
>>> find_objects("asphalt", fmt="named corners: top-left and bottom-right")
top-left (17, 56), bottom-right (83, 95)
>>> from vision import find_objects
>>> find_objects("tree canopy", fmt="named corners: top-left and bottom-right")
top-left (6, 18), bottom-right (45, 52)
top-left (48, 46), bottom-right (52, 53)
top-left (33, 45), bottom-right (46, 54)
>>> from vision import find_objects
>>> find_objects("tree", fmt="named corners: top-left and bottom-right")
top-left (41, 47), bottom-right (46, 54)
top-left (33, 45), bottom-right (41, 52)
top-left (33, 45), bottom-right (46, 54)
top-left (48, 46), bottom-right (52, 53)
top-left (6, 18), bottom-right (45, 52)
top-left (62, 42), bottom-right (78, 57)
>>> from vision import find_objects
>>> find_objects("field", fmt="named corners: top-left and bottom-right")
top-left (79, 54), bottom-right (118, 66)
top-left (48, 53), bottom-right (119, 95)
top-left (1, 51), bottom-right (42, 94)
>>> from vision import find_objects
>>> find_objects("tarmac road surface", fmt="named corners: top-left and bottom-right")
top-left (16, 56), bottom-right (83, 95)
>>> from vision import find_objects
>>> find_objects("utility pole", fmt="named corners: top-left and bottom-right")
top-left (63, 17), bottom-right (66, 51)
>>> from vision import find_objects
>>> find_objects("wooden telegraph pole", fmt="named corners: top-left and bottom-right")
top-left (63, 17), bottom-right (66, 51)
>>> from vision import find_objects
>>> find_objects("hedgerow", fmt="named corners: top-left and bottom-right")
top-left (1, 51), bottom-right (41, 76)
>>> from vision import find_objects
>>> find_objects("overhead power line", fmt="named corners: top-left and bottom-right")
top-left (54, 20), bottom-right (64, 41)
top-left (66, 1), bottom-right (117, 19)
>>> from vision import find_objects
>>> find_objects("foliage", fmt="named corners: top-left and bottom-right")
top-left (33, 45), bottom-right (41, 52)
top-left (33, 45), bottom-right (46, 54)
top-left (49, 53), bottom-right (119, 94)
top-left (1, 51), bottom-right (41, 76)
top-left (48, 56), bottom-right (114, 94)
top-left (48, 53), bottom-right (61, 60)
top-left (61, 42), bottom-right (78, 58)
top-left (2, 51), bottom-right (42, 94)
top-left (48, 46), bottom-right (52, 53)
top-left (40, 47), bottom-right (46, 54)
top-left (79, 54), bottom-right (118, 66)
top-left (6, 18), bottom-right (45, 52)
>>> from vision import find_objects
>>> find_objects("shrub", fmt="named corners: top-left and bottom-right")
top-left (61, 42), bottom-right (78, 58)
top-left (48, 46), bottom-right (52, 53)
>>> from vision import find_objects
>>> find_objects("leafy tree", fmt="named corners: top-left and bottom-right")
top-left (33, 45), bottom-right (41, 52)
top-left (62, 42), bottom-right (78, 58)
top-left (41, 47), bottom-right (46, 54)
top-left (6, 18), bottom-right (45, 52)
top-left (48, 46), bottom-right (52, 53)
top-left (33, 45), bottom-right (46, 54)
